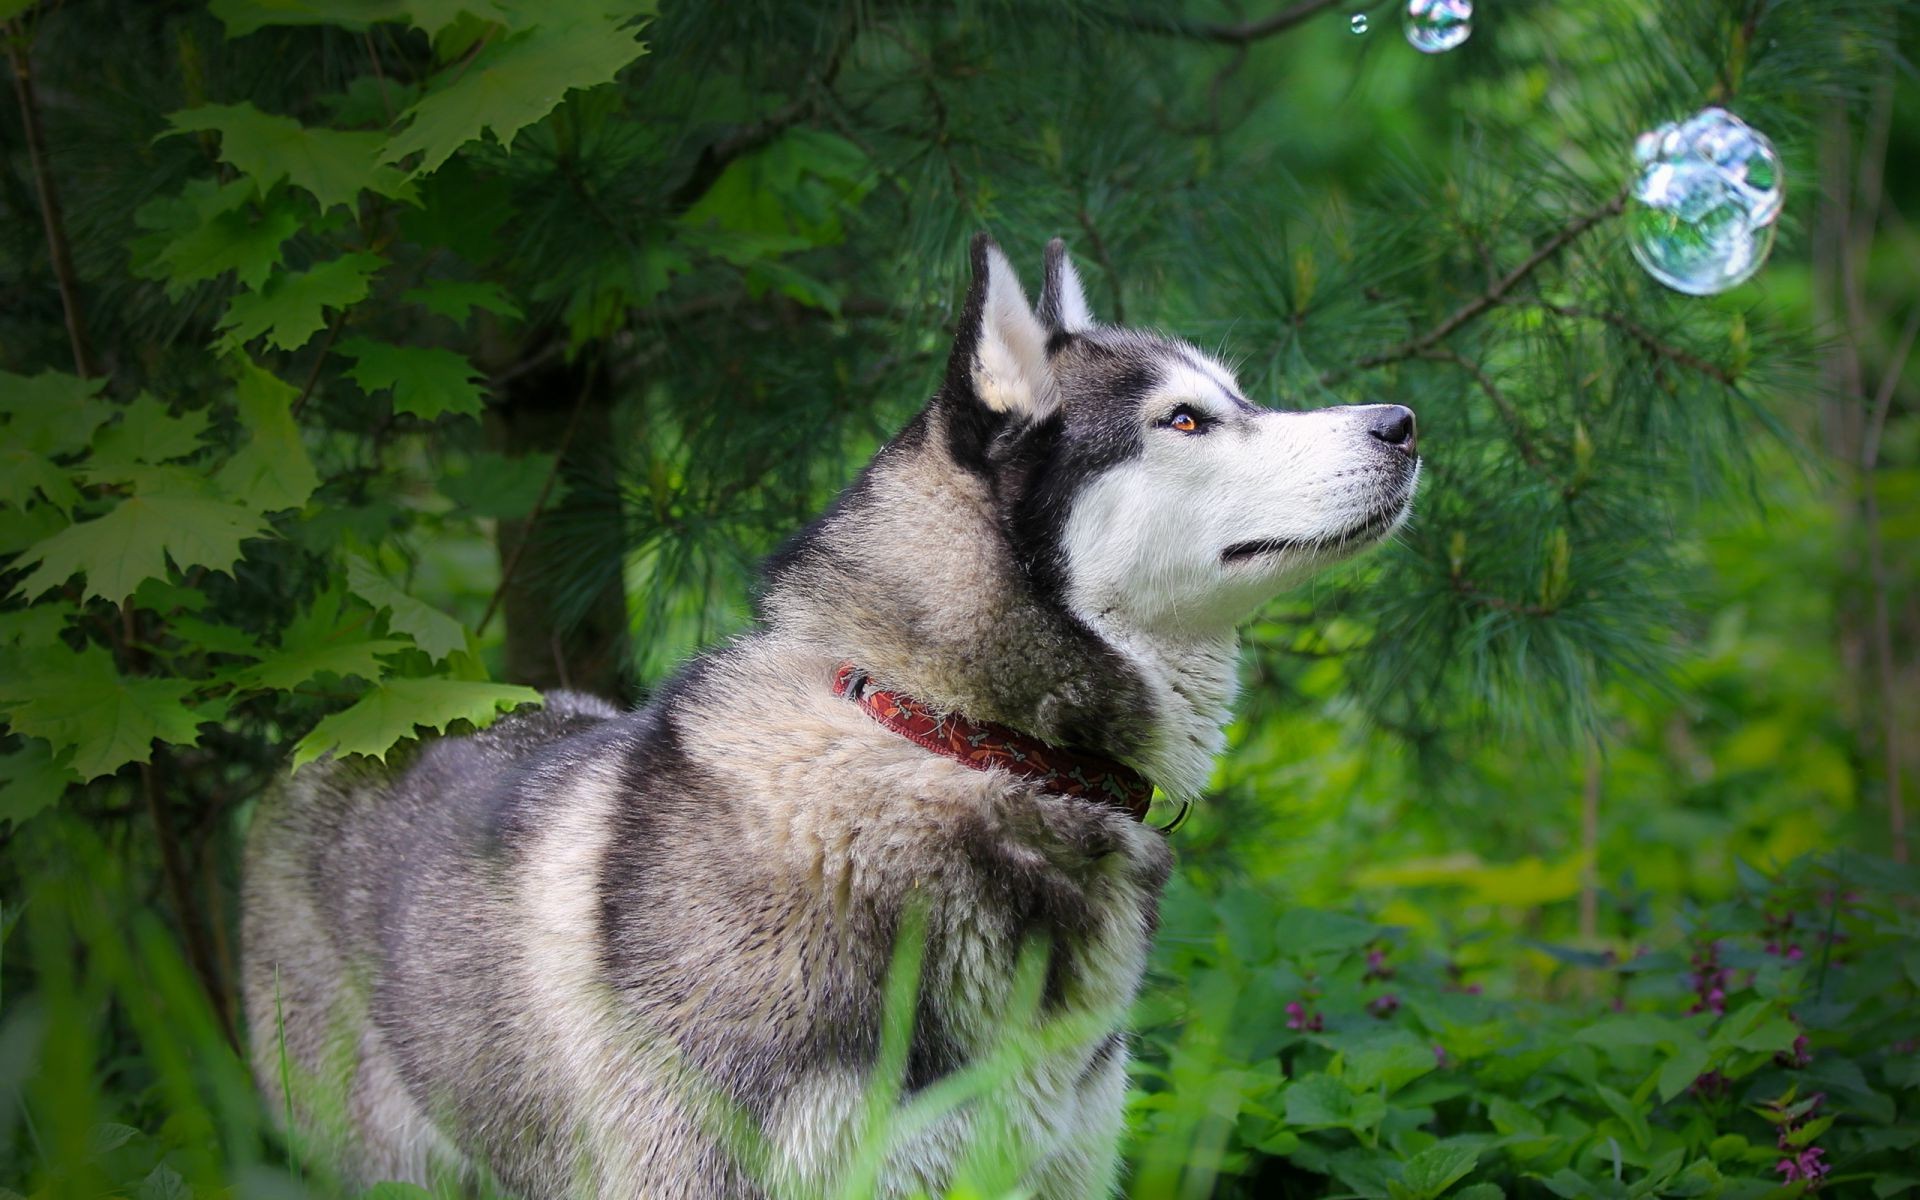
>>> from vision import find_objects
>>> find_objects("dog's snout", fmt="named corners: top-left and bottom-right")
top-left (1365, 405), bottom-right (1417, 454)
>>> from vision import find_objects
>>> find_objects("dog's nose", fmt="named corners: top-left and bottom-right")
top-left (1365, 405), bottom-right (1417, 453)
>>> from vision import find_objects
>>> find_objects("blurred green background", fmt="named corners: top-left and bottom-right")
top-left (2, 0), bottom-right (1917, 1196)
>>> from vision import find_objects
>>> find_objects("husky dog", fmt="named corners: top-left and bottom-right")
top-left (242, 236), bottom-right (1419, 1199)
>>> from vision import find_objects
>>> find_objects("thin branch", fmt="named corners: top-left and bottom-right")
top-left (1530, 302), bottom-right (1737, 388)
top-left (1861, 303), bottom-right (1918, 866)
top-left (1119, 0), bottom-right (1343, 45)
top-left (290, 309), bottom-right (348, 418)
top-left (6, 18), bottom-right (95, 377)
top-left (1860, 302), bottom-right (1920, 477)
top-left (1418, 347), bottom-right (1557, 478)
top-left (1324, 191), bottom-right (1628, 386)
top-left (665, 20), bottom-right (854, 212)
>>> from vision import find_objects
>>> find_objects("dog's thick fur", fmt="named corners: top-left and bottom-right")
top-left (242, 236), bottom-right (1419, 1198)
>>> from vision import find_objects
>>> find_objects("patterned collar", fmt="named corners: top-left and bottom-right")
top-left (831, 663), bottom-right (1153, 822)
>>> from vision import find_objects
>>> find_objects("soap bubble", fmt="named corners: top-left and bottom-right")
top-left (1350, 12), bottom-right (1370, 33)
top-left (1628, 107), bottom-right (1784, 295)
top-left (1404, 0), bottom-right (1472, 53)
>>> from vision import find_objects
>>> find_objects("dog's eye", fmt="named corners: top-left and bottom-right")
top-left (1163, 406), bottom-right (1205, 434)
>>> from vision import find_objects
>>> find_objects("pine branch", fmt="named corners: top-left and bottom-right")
top-left (1118, 0), bottom-right (1343, 45)
top-left (664, 15), bottom-right (855, 212)
top-left (1418, 347), bottom-right (1561, 484)
top-left (1077, 204), bottom-right (1126, 323)
top-left (6, 17), bottom-right (95, 377)
top-left (1529, 302), bottom-right (1737, 388)
top-left (1324, 190), bottom-right (1629, 386)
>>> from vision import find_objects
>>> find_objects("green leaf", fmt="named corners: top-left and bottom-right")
top-left (439, 450), bottom-right (557, 519)
top-left (87, 394), bottom-right (212, 477)
top-left (1486, 1095), bottom-right (1544, 1137)
top-left (239, 589), bottom-right (404, 689)
top-left (1274, 908), bottom-right (1382, 957)
top-left (0, 605), bottom-right (73, 647)
top-left (169, 616), bottom-right (266, 659)
top-left (0, 647), bottom-right (208, 780)
top-left (1594, 1084), bottom-right (1650, 1151)
top-left (0, 369), bottom-right (112, 455)
top-left (1656, 1038), bottom-right (1711, 1102)
top-left (0, 739), bottom-right (82, 827)
top-left (214, 360), bottom-right (320, 512)
top-left (1283, 1073), bottom-right (1386, 1132)
top-left (1573, 1014), bottom-right (1683, 1050)
top-left (403, 279), bottom-right (523, 324)
top-left (207, 0), bottom-right (406, 37)
top-left (163, 102), bottom-right (415, 213)
top-left (13, 488), bottom-right (271, 604)
top-left (1455, 1186), bottom-right (1504, 1200)
top-left (1730, 1017), bottom-right (1800, 1055)
top-left (131, 179), bottom-right (299, 294)
top-left (344, 554), bottom-right (466, 660)
top-left (291, 677), bottom-right (540, 768)
top-left (380, 15), bottom-right (649, 175)
top-left (1399, 1140), bottom-right (1481, 1200)
top-left (1346, 1033), bottom-right (1439, 1095)
top-left (217, 252), bottom-right (383, 352)
top-left (339, 338), bottom-right (487, 420)
top-left (0, 447), bottom-right (80, 513)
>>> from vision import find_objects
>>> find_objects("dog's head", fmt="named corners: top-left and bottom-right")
top-left (946, 235), bottom-right (1419, 641)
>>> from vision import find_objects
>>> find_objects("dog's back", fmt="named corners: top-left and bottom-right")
top-left (243, 690), bottom-right (637, 1191)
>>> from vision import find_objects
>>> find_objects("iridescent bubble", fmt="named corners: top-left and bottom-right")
top-left (1350, 12), bottom-right (1370, 33)
top-left (1404, 0), bottom-right (1472, 53)
top-left (1628, 107), bottom-right (1785, 295)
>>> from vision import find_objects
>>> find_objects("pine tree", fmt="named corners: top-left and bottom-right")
top-left (2, 0), bottom-right (1916, 1194)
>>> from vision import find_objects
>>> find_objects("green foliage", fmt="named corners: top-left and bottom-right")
top-left (2, 0), bottom-right (1916, 1196)
top-left (1131, 856), bottom-right (1920, 1199)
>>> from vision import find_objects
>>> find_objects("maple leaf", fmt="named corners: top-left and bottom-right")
top-left (130, 178), bottom-right (300, 294)
top-left (402, 279), bottom-right (523, 324)
top-left (0, 646), bottom-right (210, 780)
top-left (0, 448), bottom-right (79, 513)
top-left (13, 486), bottom-right (272, 604)
top-left (343, 553), bottom-right (467, 660)
top-left (164, 101), bottom-right (417, 212)
top-left (213, 360), bottom-right (321, 512)
top-left (0, 739), bottom-right (81, 827)
top-left (238, 586), bottom-right (406, 689)
top-left (0, 369), bottom-right (112, 456)
top-left (207, 0), bottom-right (407, 37)
top-left (87, 393), bottom-right (213, 480)
top-left (217, 252), bottom-right (384, 352)
top-left (379, 15), bottom-right (649, 175)
top-left (292, 677), bottom-right (541, 768)
top-left (338, 337), bottom-right (487, 420)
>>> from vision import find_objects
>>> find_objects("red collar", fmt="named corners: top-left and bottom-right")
top-left (832, 663), bottom-right (1153, 821)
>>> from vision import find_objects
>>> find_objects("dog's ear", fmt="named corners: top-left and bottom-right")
top-left (1037, 237), bottom-right (1095, 335)
top-left (944, 234), bottom-right (1055, 420)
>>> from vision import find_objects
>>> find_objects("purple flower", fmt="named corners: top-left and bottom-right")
top-left (1285, 1000), bottom-right (1323, 1032)
top-left (1367, 993), bottom-right (1400, 1019)
top-left (1363, 947), bottom-right (1396, 982)
top-left (1775, 1146), bottom-right (1829, 1185)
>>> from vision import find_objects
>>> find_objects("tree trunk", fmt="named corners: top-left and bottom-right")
top-left (490, 350), bottom-right (632, 702)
